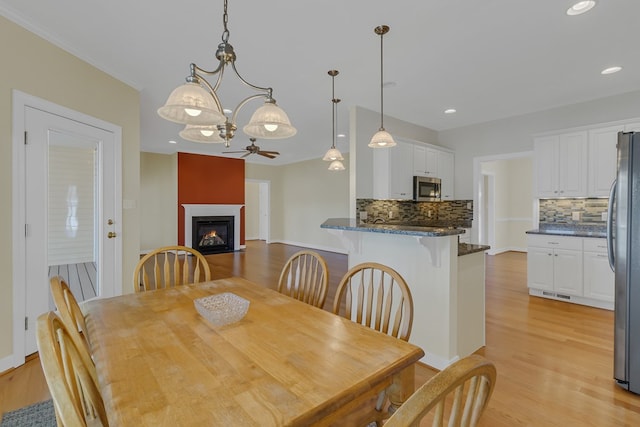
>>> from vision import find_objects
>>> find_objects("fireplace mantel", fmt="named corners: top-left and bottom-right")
top-left (183, 204), bottom-right (243, 251)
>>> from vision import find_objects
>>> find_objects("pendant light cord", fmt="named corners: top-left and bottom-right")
top-left (379, 29), bottom-right (384, 130)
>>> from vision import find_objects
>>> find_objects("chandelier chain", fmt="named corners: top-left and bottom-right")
top-left (222, 0), bottom-right (230, 43)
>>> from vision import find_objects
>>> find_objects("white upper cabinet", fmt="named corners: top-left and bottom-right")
top-left (413, 145), bottom-right (438, 177)
top-left (374, 140), bottom-right (455, 200)
top-left (588, 126), bottom-right (620, 197)
top-left (373, 140), bottom-right (413, 200)
top-left (438, 151), bottom-right (454, 200)
top-left (534, 131), bottom-right (587, 198)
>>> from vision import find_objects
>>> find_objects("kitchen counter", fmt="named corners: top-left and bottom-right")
top-left (321, 219), bottom-right (489, 256)
top-left (321, 218), bottom-right (464, 237)
top-left (321, 218), bottom-right (487, 369)
top-left (526, 226), bottom-right (606, 239)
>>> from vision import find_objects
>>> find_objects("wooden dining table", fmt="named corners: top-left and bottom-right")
top-left (83, 277), bottom-right (425, 426)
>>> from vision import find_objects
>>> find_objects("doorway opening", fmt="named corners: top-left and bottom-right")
top-left (245, 180), bottom-right (270, 243)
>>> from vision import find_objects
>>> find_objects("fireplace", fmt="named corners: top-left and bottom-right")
top-left (192, 216), bottom-right (234, 254)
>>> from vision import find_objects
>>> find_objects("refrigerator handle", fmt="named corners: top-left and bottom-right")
top-left (607, 179), bottom-right (616, 272)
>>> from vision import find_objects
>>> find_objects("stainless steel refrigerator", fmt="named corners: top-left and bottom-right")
top-left (607, 131), bottom-right (640, 394)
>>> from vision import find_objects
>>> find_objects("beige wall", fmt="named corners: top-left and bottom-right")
top-left (246, 157), bottom-right (350, 252)
top-left (440, 89), bottom-right (640, 199)
top-left (244, 182), bottom-right (260, 240)
top-left (0, 16), bottom-right (140, 361)
top-left (481, 157), bottom-right (532, 252)
top-left (140, 152), bottom-right (177, 251)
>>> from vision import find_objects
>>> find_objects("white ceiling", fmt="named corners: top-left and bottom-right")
top-left (1, 1), bottom-right (639, 166)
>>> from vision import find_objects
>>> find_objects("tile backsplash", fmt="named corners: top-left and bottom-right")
top-left (539, 198), bottom-right (608, 225)
top-left (356, 199), bottom-right (473, 225)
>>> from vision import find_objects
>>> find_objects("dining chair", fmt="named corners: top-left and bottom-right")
top-left (133, 245), bottom-right (211, 292)
top-left (50, 276), bottom-right (92, 356)
top-left (383, 354), bottom-right (497, 427)
top-left (332, 262), bottom-right (414, 418)
top-left (277, 250), bottom-right (329, 308)
top-left (36, 311), bottom-right (109, 426)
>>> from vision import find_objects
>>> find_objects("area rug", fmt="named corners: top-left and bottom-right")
top-left (0, 400), bottom-right (55, 427)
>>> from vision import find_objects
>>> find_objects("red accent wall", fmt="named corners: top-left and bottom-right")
top-left (177, 152), bottom-right (245, 246)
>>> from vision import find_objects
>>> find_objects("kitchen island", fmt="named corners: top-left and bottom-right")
top-left (321, 218), bottom-right (489, 369)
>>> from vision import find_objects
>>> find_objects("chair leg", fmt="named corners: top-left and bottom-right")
top-left (375, 390), bottom-right (387, 412)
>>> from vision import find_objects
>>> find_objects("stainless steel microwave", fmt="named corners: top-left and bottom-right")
top-left (413, 176), bottom-right (441, 202)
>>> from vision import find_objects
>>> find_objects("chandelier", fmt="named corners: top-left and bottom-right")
top-left (323, 70), bottom-right (345, 171)
top-left (368, 25), bottom-right (396, 148)
top-left (158, 0), bottom-right (296, 147)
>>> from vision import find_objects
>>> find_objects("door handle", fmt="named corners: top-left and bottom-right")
top-left (108, 232), bottom-right (117, 239)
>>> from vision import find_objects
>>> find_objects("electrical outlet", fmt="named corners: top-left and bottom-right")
top-left (360, 211), bottom-right (368, 221)
top-left (602, 212), bottom-right (608, 221)
top-left (388, 211), bottom-right (394, 219)
top-left (466, 202), bottom-right (472, 210)
top-left (572, 211), bottom-right (581, 221)
top-left (427, 210), bottom-right (432, 218)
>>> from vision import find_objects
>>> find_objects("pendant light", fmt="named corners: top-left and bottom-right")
top-left (323, 70), bottom-right (345, 170)
top-left (157, 0), bottom-right (296, 147)
top-left (368, 25), bottom-right (396, 148)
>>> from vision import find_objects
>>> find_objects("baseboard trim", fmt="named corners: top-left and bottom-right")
top-left (268, 240), bottom-right (348, 255)
top-left (0, 354), bottom-right (16, 373)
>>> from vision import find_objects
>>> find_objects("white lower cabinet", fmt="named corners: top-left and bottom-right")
top-left (527, 235), bottom-right (582, 296)
top-left (527, 235), bottom-right (613, 309)
top-left (583, 238), bottom-right (614, 303)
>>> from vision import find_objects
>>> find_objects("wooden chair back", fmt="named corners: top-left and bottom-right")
top-left (50, 276), bottom-right (92, 356)
top-left (384, 355), bottom-right (497, 427)
top-left (332, 262), bottom-right (413, 341)
top-left (133, 245), bottom-right (211, 292)
top-left (277, 250), bottom-right (329, 308)
top-left (36, 311), bottom-right (109, 427)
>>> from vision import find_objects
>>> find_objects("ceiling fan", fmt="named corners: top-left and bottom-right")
top-left (224, 138), bottom-right (280, 159)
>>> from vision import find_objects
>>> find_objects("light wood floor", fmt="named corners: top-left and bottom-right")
top-left (3, 241), bottom-right (640, 426)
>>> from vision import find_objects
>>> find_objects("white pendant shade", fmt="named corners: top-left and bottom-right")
top-left (179, 124), bottom-right (224, 143)
top-left (368, 129), bottom-right (397, 148)
top-left (243, 101), bottom-right (297, 139)
top-left (323, 147), bottom-right (344, 161)
top-left (328, 160), bottom-right (345, 171)
top-left (157, 82), bottom-right (226, 126)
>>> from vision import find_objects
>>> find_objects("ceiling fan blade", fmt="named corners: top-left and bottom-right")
top-left (223, 151), bottom-right (248, 154)
top-left (241, 152), bottom-right (252, 158)
top-left (258, 152), bottom-right (276, 159)
top-left (259, 150), bottom-right (280, 155)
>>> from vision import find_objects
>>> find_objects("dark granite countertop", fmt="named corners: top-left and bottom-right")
top-left (321, 218), bottom-right (465, 237)
top-left (458, 243), bottom-right (491, 256)
top-left (526, 224), bottom-right (606, 239)
top-left (321, 218), bottom-right (490, 256)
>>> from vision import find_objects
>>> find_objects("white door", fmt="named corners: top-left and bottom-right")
top-left (21, 105), bottom-right (120, 356)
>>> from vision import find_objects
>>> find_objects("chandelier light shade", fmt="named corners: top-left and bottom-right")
top-left (179, 124), bottom-right (225, 143)
top-left (157, 0), bottom-right (296, 147)
top-left (243, 100), bottom-right (297, 139)
top-left (323, 70), bottom-right (345, 168)
top-left (368, 25), bottom-right (396, 148)
top-left (157, 82), bottom-right (226, 125)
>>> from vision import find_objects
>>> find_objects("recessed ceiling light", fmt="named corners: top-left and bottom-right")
top-left (566, 1), bottom-right (596, 16)
top-left (337, 133), bottom-right (346, 138)
top-left (223, 108), bottom-right (233, 115)
top-left (601, 66), bottom-right (622, 75)
top-left (169, 140), bottom-right (177, 144)
top-left (444, 108), bottom-right (457, 114)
